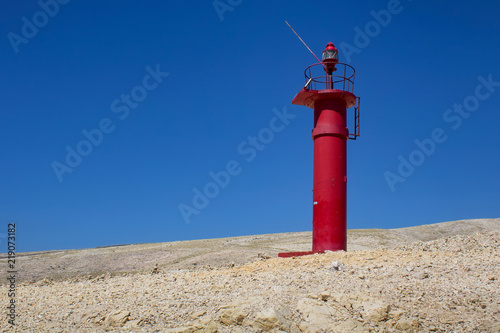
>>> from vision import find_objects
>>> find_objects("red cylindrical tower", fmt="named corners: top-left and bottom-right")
top-left (312, 96), bottom-right (348, 251)
top-left (279, 42), bottom-right (360, 257)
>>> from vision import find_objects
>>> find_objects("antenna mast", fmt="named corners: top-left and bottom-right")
top-left (285, 21), bottom-right (325, 67)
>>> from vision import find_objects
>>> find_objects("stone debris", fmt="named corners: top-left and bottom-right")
top-left (151, 263), bottom-right (160, 274)
top-left (103, 309), bottom-right (130, 327)
top-left (1, 230), bottom-right (499, 332)
top-left (190, 310), bottom-right (207, 319)
top-left (329, 260), bottom-right (344, 271)
top-left (297, 297), bottom-right (337, 332)
top-left (252, 307), bottom-right (299, 332)
top-left (257, 253), bottom-right (272, 260)
top-left (218, 296), bottom-right (261, 326)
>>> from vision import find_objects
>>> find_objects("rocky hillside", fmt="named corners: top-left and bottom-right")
top-left (2, 218), bottom-right (499, 283)
top-left (1, 218), bottom-right (499, 332)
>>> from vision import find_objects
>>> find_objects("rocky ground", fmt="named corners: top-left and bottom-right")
top-left (1, 219), bottom-right (499, 332)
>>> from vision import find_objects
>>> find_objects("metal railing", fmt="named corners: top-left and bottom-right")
top-left (303, 62), bottom-right (356, 93)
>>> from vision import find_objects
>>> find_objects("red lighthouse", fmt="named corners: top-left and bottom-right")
top-left (279, 43), bottom-right (360, 257)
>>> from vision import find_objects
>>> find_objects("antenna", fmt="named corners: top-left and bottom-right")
top-left (285, 20), bottom-right (325, 67)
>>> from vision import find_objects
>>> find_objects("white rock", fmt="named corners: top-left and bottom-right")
top-left (329, 261), bottom-right (344, 271)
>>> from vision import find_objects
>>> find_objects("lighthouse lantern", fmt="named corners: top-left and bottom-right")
top-left (322, 42), bottom-right (339, 63)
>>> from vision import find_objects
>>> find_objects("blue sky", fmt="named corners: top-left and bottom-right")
top-left (1, 0), bottom-right (499, 252)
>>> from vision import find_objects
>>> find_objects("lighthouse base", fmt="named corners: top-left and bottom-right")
top-left (277, 250), bottom-right (325, 258)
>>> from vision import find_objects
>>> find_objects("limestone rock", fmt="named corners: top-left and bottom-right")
top-left (152, 264), bottom-right (161, 274)
top-left (258, 253), bottom-right (271, 259)
top-left (165, 319), bottom-right (219, 333)
top-left (253, 307), bottom-right (284, 330)
top-left (190, 310), bottom-right (207, 320)
top-left (332, 318), bottom-right (364, 332)
top-left (75, 306), bottom-right (106, 325)
top-left (395, 318), bottom-right (419, 331)
top-left (297, 298), bottom-right (335, 332)
top-left (219, 307), bottom-right (247, 326)
top-left (252, 307), bottom-right (298, 332)
top-left (218, 296), bottom-right (265, 326)
top-left (123, 319), bottom-right (141, 329)
top-left (486, 321), bottom-right (500, 332)
top-left (388, 309), bottom-right (406, 320)
top-left (361, 299), bottom-right (390, 322)
top-left (163, 326), bottom-right (197, 333)
top-left (104, 309), bottom-right (130, 327)
top-left (199, 320), bottom-right (219, 333)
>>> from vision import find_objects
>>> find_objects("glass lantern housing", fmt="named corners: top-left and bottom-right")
top-left (322, 49), bottom-right (338, 62)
